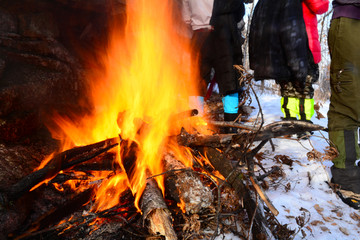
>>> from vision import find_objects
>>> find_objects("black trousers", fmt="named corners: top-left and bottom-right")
top-left (191, 17), bottom-right (243, 96)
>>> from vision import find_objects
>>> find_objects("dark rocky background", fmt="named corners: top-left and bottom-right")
top-left (0, 0), bottom-right (126, 143)
top-left (0, 2), bottom-right (126, 236)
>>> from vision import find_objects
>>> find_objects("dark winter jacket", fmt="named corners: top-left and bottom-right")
top-left (334, 0), bottom-right (360, 6)
top-left (210, 0), bottom-right (246, 52)
top-left (249, 0), bottom-right (309, 84)
top-left (211, 0), bottom-right (245, 25)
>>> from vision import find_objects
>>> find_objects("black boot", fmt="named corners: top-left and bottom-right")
top-left (224, 113), bottom-right (238, 133)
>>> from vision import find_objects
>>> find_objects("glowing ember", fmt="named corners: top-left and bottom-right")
top-left (42, 0), bottom-right (207, 212)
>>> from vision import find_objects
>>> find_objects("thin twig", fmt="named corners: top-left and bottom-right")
top-left (246, 193), bottom-right (258, 240)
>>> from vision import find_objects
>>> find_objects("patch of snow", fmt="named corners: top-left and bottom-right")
top-left (246, 91), bottom-right (360, 239)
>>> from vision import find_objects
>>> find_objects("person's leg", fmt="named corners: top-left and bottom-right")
top-left (299, 58), bottom-right (318, 122)
top-left (213, 26), bottom-right (237, 96)
top-left (298, 76), bottom-right (315, 122)
top-left (298, 98), bottom-right (314, 122)
top-left (279, 82), bottom-right (298, 120)
top-left (328, 17), bottom-right (360, 194)
top-left (189, 30), bottom-right (213, 115)
top-left (223, 92), bottom-right (239, 120)
top-left (281, 96), bottom-right (298, 120)
top-left (212, 19), bottom-right (241, 132)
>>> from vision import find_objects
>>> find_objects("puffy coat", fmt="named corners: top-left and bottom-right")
top-left (210, 0), bottom-right (245, 47)
top-left (334, 0), bottom-right (360, 6)
top-left (302, 0), bottom-right (329, 64)
top-left (211, 0), bottom-right (245, 25)
top-left (249, 0), bottom-right (309, 83)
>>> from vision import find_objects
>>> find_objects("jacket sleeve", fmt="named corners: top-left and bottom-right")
top-left (303, 0), bottom-right (329, 15)
top-left (212, 0), bottom-right (244, 16)
top-left (182, 0), bottom-right (191, 25)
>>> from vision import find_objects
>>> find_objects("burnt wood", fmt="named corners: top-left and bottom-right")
top-left (0, 137), bottom-right (118, 206)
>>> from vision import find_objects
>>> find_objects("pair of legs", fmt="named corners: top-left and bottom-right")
top-left (279, 46), bottom-right (319, 122)
top-left (279, 59), bottom-right (319, 123)
top-left (328, 17), bottom-right (360, 194)
top-left (280, 78), bottom-right (315, 122)
top-left (190, 18), bottom-right (243, 128)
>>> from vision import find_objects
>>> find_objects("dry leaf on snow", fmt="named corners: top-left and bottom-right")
top-left (339, 227), bottom-right (350, 236)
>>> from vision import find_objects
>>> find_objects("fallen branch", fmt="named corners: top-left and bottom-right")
top-left (0, 137), bottom-right (119, 206)
top-left (250, 176), bottom-right (278, 216)
top-left (177, 120), bottom-right (325, 147)
top-left (204, 147), bottom-right (274, 239)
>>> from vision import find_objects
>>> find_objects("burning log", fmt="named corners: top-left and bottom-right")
top-left (13, 187), bottom-right (95, 240)
top-left (141, 178), bottom-right (177, 240)
top-left (120, 139), bottom-right (177, 240)
top-left (0, 137), bottom-right (118, 206)
top-left (163, 153), bottom-right (214, 214)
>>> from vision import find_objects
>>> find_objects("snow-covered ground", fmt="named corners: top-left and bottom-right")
top-left (245, 88), bottom-right (360, 240)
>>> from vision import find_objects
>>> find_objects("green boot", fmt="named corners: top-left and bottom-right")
top-left (330, 129), bottom-right (360, 194)
top-left (299, 98), bottom-right (315, 122)
top-left (281, 96), bottom-right (298, 120)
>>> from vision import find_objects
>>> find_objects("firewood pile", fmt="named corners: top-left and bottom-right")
top-left (0, 86), bottom-right (324, 240)
top-left (0, 1), bottom-right (326, 239)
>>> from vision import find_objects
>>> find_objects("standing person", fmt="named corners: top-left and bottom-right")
top-left (182, 0), bottom-right (251, 132)
top-left (327, 0), bottom-right (360, 209)
top-left (249, 0), bottom-right (310, 123)
top-left (249, 0), bottom-right (329, 137)
top-left (249, 0), bottom-right (328, 137)
top-left (281, 0), bottom-right (328, 126)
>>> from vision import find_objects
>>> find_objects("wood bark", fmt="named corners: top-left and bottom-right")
top-left (178, 120), bottom-right (325, 147)
top-left (163, 153), bottom-right (213, 214)
top-left (204, 147), bottom-right (274, 239)
top-left (141, 178), bottom-right (177, 240)
top-left (0, 137), bottom-right (118, 206)
top-left (120, 139), bottom-right (177, 239)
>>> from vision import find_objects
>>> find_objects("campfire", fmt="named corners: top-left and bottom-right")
top-left (0, 0), bottom-right (325, 239)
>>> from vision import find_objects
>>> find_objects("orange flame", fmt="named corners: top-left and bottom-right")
top-left (44, 0), bottom-right (206, 212)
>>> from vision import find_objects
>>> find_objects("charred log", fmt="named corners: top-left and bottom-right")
top-left (0, 137), bottom-right (119, 206)
top-left (141, 178), bottom-right (177, 240)
top-left (13, 187), bottom-right (95, 239)
top-left (163, 153), bottom-right (214, 214)
top-left (204, 147), bottom-right (274, 239)
top-left (120, 139), bottom-right (177, 239)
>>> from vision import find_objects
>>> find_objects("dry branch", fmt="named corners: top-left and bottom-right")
top-left (0, 137), bottom-right (118, 206)
top-left (178, 120), bottom-right (325, 147)
top-left (250, 176), bottom-right (278, 216)
top-left (204, 147), bottom-right (274, 239)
